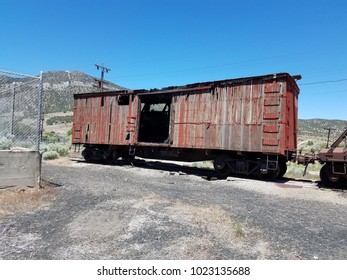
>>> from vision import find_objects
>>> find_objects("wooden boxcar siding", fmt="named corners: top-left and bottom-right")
top-left (171, 77), bottom-right (295, 154)
top-left (73, 95), bottom-right (135, 146)
top-left (286, 80), bottom-right (299, 151)
top-left (108, 95), bottom-right (133, 145)
top-left (73, 74), bottom-right (299, 156)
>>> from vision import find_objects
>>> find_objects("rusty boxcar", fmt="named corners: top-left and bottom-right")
top-left (72, 72), bottom-right (301, 179)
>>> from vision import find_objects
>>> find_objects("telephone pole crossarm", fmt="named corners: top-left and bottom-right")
top-left (95, 64), bottom-right (111, 91)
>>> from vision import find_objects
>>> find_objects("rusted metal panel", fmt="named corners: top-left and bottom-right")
top-left (318, 129), bottom-right (347, 162)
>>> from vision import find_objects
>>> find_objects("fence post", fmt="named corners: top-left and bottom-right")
top-left (0, 69), bottom-right (43, 187)
top-left (36, 71), bottom-right (44, 151)
top-left (10, 82), bottom-right (15, 135)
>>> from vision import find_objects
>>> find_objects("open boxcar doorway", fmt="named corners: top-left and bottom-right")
top-left (138, 94), bottom-right (172, 143)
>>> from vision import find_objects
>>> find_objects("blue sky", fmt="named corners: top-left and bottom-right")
top-left (1, 0), bottom-right (347, 120)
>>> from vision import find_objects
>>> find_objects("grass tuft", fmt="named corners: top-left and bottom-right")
top-left (234, 220), bottom-right (246, 238)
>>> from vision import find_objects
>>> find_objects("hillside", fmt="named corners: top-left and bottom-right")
top-left (299, 118), bottom-right (347, 137)
top-left (43, 70), bottom-right (127, 113)
top-left (0, 70), bottom-right (126, 114)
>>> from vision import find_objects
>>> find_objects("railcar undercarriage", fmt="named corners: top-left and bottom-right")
top-left (81, 144), bottom-right (288, 180)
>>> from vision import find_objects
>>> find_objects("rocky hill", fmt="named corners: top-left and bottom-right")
top-left (299, 118), bottom-right (347, 139)
top-left (0, 70), bottom-right (126, 114)
top-left (43, 70), bottom-right (127, 113)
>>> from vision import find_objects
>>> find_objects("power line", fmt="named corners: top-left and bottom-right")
top-left (302, 89), bottom-right (347, 95)
top-left (115, 51), bottom-right (323, 79)
top-left (299, 78), bottom-right (347, 86)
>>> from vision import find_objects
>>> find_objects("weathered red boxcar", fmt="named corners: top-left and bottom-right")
top-left (72, 72), bottom-right (301, 179)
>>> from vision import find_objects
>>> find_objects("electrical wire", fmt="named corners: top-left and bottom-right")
top-left (299, 78), bottom-right (347, 86)
top-left (302, 89), bottom-right (347, 95)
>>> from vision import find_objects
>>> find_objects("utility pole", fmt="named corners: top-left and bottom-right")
top-left (325, 127), bottom-right (336, 148)
top-left (95, 64), bottom-right (111, 91)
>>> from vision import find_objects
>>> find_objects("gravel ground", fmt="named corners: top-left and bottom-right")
top-left (1, 157), bottom-right (346, 260)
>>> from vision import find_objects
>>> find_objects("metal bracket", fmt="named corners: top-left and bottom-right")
top-left (129, 146), bottom-right (136, 156)
top-left (266, 155), bottom-right (278, 171)
top-left (332, 162), bottom-right (347, 175)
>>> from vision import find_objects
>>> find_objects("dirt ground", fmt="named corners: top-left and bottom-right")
top-left (0, 157), bottom-right (347, 260)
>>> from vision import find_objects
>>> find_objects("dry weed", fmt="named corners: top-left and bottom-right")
top-left (0, 186), bottom-right (55, 217)
top-left (173, 201), bottom-right (246, 243)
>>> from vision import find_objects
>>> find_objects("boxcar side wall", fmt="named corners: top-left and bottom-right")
top-left (73, 94), bottom-right (139, 147)
top-left (169, 76), bottom-right (298, 156)
top-left (72, 73), bottom-right (300, 178)
top-left (73, 74), bottom-right (299, 156)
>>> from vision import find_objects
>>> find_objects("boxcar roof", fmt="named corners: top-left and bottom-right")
top-left (74, 72), bottom-right (301, 99)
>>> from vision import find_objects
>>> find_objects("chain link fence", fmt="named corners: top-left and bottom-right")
top-left (0, 69), bottom-right (122, 154)
top-left (0, 70), bottom-right (43, 151)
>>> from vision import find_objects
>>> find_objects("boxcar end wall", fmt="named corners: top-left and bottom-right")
top-left (72, 73), bottom-right (301, 179)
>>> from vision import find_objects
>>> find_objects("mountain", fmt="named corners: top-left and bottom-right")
top-left (0, 70), bottom-right (126, 114)
top-left (42, 71), bottom-right (127, 113)
top-left (298, 118), bottom-right (347, 138)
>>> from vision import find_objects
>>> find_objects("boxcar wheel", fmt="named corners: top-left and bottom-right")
top-left (82, 148), bottom-right (93, 163)
top-left (320, 164), bottom-right (344, 188)
top-left (103, 150), bottom-right (119, 165)
top-left (257, 169), bottom-right (278, 181)
top-left (213, 155), bottom-right (232, 176)
top-left (277, 161), bottom-right (287, 178)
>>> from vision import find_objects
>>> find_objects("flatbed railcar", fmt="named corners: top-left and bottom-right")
top-left (72, 72), bottom-right (301, 179)
top-left (298, 128), bottom-right (347, 187)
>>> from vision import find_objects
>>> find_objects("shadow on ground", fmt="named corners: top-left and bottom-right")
top-left (70, 157), bottom-right (347, 190)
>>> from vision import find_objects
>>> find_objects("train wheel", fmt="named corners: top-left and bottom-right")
top-left (256, 160), bottom-right (280, 181)
top-left (213, 155), bottom-right (232, 176)
top-left (82, 148), bottom-right (93, 163)
top-left (257, 169), bottom-right (279, 180)
top-left (103, 150), bottom-right (118, 165)
top-left (320, 164), bottom-right (343, 188)
top-left (277, 160), bottom-right (288, 178)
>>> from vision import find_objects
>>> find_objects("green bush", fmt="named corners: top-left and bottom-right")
top-left (67, 128), bottom-right (72, 137)
top-left (46, 115), bottom-right (73, 125)
top-left (286, 163), bottom-right (304, 175)
top-left (42, 131), bottom-right (61, 142)
top-left (0, 136), bottom-right (13, 150)
top-left (53, 144), bottom-right (69, 157)
top-left (42, 150), bottom-right (59, 160)
top-left (40, 143), bottom-right (70, 157)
